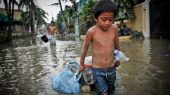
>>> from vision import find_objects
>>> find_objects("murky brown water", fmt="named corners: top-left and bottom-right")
top-left (0, 36), bottom-right (170, 95)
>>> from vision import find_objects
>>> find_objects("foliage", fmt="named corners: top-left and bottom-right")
top-left (20, 11), bottom-right (30, 24)
top-left (34, 7), bottom-right (48, 28)
top-left (79, 0), bottom-right (96, 22)
top-left (78, 0), bottom-right (137, 22)
top-left (114, 0), bottom-right (137, 21)
top-left (55, 0), bottom-right (138, 34)
top-left (54, 0), bottom-right (78, 34)
top-left (50, 0), bottom-right (69, 25)
top-left (64, 5), bottom-right (71, 18)
top-left (56, 13), bottom-right (63, 32)
top-left (20, 6), bottom-right (48, 28)
top-left (19, 0), bottom-right (48, 32)
top-left (19, 0), bottom-right (38, 34)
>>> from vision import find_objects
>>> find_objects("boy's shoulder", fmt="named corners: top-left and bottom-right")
top-left (112, 24), bottom-right (118, 29)
top-left (87, 26), bottom-right (96, 33)
top-left (111, 24), bottom-right (118, 33)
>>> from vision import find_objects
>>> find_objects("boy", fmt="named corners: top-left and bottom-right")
top-left (79, 0), bottom-right (120, 95)
top-left (47, 21), bottom-right (59, 45)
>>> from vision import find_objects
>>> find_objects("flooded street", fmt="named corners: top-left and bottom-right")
top-left (0, 36), bottom-right (170, 95)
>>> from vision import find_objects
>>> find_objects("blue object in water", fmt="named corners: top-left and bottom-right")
top-left (114, 50), bottom-right (128, 62)
top-left (51, 68), bottom-right (82, 94)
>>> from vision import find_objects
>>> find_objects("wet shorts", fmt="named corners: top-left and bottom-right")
top-left (92, 66), bottom-right (116, 95)
top-left (47, 35), bottom-right (56, 45)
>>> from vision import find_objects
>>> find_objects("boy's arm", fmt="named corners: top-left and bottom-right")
top-left (54, 26), bottom-right (59, 34)
top-left (80, 30), bottom-right (93, 71)
top-left (114, 25), bottom-right (121, 67)
top-left (114, 25), bottom-right (120, 51)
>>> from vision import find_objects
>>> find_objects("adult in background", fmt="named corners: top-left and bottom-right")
top-left (47, 21), bottom-right (59, 45)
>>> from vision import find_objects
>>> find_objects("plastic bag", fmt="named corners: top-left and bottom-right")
top-left (65, 61), bottom-right (79, 73)
top-left (114, 50), bottom-right (129, 62)
top-left (51, 69), bottom-right (82, 94)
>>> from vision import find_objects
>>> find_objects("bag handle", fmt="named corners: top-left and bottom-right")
top-left (75, 70), bottom-right (82, 81)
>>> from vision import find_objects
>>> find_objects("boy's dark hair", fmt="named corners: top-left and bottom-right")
top-left (93, 0), bottom-right (117, 19)
top-left (51, 21), bottom-right (55, 24)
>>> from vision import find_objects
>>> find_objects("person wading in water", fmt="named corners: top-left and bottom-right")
top-left (47, 21), bottom-right (59, 45)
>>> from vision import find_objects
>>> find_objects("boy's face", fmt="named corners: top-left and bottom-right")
top-left (96, 12), bottom-right (114, 31)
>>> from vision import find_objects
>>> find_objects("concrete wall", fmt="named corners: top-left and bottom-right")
top-left (126, 5), bottom-right (143, 32)
top-left (126, 0), bottom-right (150, 38)
top-left (0, 8), bottom-right (22, 20)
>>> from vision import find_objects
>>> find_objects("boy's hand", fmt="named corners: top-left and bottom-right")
top-left (79, 65), bottom-right (85, 71)
top-left (114, 61), bottom-right (120, 67)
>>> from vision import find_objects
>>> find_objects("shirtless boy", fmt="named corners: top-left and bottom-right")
top-left (47, 21), bottom-right (59, 45)
top-left (79, 0), bottom-right (120, 95)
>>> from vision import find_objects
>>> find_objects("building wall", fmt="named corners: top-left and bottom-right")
top-left (126, 5), bottom-right (143, 32)
top-left (12, 24), bottom-right (26, 32)
top-left (0, 8), bottom-right (27, 33)
top-left (0, 8), bottom-right (22, 20)
top-left (126, 0), bottom-right (150, 38)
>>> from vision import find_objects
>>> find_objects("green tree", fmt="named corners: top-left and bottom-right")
top-left (50, 0), bottom-right (66, 25)
top-left (79, 0), bottom-right (96, 22)
top-left (19, 0), bottom-right (37, 35)
top-left (79, 0), bottom-right (137, 24)
top-left (20, 2), bottom-right (48, 32)
top-left (56, 12), bottom-right (63, 32)
top-left (114, 0), bottom-right (137, 24)
top-left (34, 7), bottom-right (48, 29)
top-left (20, 11), bottom-right (30, 31)
top-left (51, 0), bottom-right (76, 34)
top-left (64, 5), bottom-right (72, 22)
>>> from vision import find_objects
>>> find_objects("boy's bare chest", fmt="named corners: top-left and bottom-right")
top-left (48, 26), bottom-right (56, 32)
top-left (93, 31), bottom-right (115, 46)
top-left (49, 26), bottom-right (55, 30)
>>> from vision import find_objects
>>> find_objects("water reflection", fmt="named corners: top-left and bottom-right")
top-left (48, 45), bottom-right (58, 65)
top-left (0, 36), bottom-right (170, 95)
top-left (116, 39), bottom-right (170, 95)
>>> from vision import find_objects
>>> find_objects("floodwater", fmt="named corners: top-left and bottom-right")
top-left (0, 36), bottom-right (170, 95)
